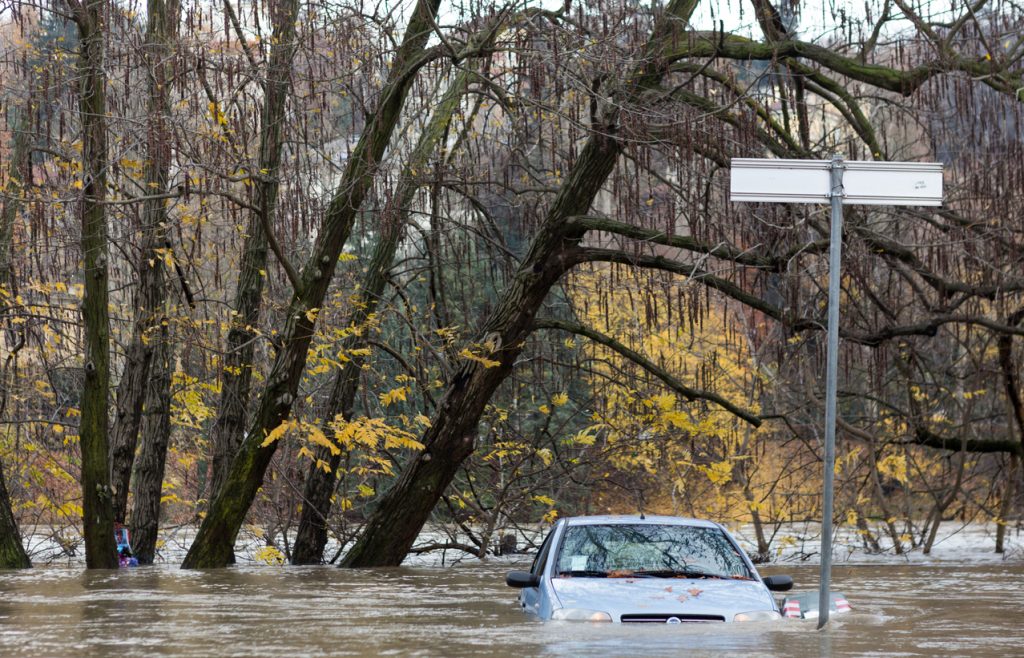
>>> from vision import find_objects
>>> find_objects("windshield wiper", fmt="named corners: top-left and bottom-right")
top-left (557, 569), bottom-right (608, 577)
top-left (633, 568), bottom-right (727, 579)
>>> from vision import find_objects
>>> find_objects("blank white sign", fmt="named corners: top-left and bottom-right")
top-left (730, 158), bottom-right (943, 206)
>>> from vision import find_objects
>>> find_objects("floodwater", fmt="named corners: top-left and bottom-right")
top-left (0, 562), bottom-right (1021, 657)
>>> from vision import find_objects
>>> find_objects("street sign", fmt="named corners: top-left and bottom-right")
top-left (730, 155), bottom-right (943, 629)
top-left (731, 158), bottom-right (943, 206)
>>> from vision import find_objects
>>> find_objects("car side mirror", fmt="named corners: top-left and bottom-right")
top-left (762, 575), bottom-right (794, 592)
top-left (506, 570), bottom-right (541, 588)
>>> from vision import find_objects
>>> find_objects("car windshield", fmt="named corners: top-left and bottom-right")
top-left (555, 524), bottom-right (752, 579)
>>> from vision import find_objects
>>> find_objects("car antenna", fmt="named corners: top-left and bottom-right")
top-left (636, 490), bottom-right (645, 520)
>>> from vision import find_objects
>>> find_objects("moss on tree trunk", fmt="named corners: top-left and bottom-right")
top-left (291, 61), bottom-right (477, 565)
top-left (0, 106), bottom-right (31, 570)
top-left (75, 0), bottom-right (118, 569)
top-left (0, 459), bottom-right (30, 568)
top-left (208, 0), bottom-right (299, 501)
top-left (342, 132), bottom-right (620, 566)
top-left (182, 0), bottom-right (444, 569)
top-left (341, 0), bottom-right (700, 567)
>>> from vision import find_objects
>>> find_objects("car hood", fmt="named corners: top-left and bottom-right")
top-left (551, 576), bottom-right (775, 621)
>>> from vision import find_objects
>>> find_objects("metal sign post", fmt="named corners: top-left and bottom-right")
top-left (730, 155), bottom-right (942, 629)
top-left (817, 155), bottom-right (844, 628)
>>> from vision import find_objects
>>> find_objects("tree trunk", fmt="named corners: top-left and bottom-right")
top-left (0, 459), bottom-right (30, 568)
top-left (996, 454), bottom-right (1018, 554)
top-left (108, 336), bottom-right (151, 523)
top-left (922, 449), bottom-right (965, 555)
top-left (870, 454), bottom-right (904, 555)
top-left (291, 61), bottom-right (477, 565)
top-left (287, 345), bottom-right (363, 565)
top-left (0, 106), bottom-right (32, 569)
top-left (747, 492), bottom-right (771, 559)
top-left (996, 309), bottom-right (1024, 552)
top-left (0, 112), bottom-right (27, 290)
top-left (129, 318), bottom-right (174, 564)
top-left (921, 506), bottom-right (942, 555)
top-left (998, 309), bottom-right (1024, 472)
top-left (182, 0), bottom-right (443, 569)
top-left (118, 0), bottom-right (182, 555)
top-left (109, 0), bottom-right (180, 524)
top-left (339, 143), bottom-right (613, 565)
top-left (208, 0), bottom-right (301, 501)
top-left (341, 0), bottom-right (700, 567)
top-left (855, 509), bottom-right (883, 553)
top-left (74, 0), bottom-right (118, 569)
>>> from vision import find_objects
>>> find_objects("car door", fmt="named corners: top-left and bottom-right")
top-left (521, 525), bottom-right (557, 616)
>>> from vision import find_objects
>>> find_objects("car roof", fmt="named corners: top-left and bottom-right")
top-left (560, 515), bottom-right (722, 529)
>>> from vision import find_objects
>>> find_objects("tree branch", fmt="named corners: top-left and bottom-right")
top-left (256, 187), bottom-right (303, 294)
top-left (567, 215), bottom-right (785, 269)
top-left (533, 317), bottom-right (761, 426)
top-left (908, 426), bottom-right (1021, 455)
top-left (572, 246), bottom-right (788, 321)
top-left (572, 246), bottom-right (1024, 345)
top-left (675, 32), bottom-right (937, 94)
top-left (222, 0), bottom-right (266, 92)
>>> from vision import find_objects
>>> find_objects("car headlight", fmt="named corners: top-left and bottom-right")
top-left (733, 610), bottom-right (782, 622)
top-left (552, 608), bottom-right (613, 622)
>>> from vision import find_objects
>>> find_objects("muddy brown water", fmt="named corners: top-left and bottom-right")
top-left (0, 562), bottom-right (1021, 656)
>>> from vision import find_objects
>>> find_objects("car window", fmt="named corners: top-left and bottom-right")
top-left (530, 529), bottom-right (555, 576)
top-left (554, 524), bottom-right (752, 578)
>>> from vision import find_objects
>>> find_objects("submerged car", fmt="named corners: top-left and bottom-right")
top-left (506, 515), bottom-right (793, 623)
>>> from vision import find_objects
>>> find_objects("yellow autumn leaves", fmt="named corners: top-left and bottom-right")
top-left (260, 415), bottom-right (426, 475)
top-left (562, 265), bottom-right (772, 519)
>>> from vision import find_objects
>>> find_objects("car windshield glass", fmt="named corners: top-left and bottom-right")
top-left (555, 524), bottom-right (752, 579)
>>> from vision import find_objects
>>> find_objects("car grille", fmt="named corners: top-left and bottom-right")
top-left (620, 614), bottom-right (726, 623)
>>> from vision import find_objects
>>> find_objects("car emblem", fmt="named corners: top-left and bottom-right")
top-left (666, 617), bottom-right (682, 624)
